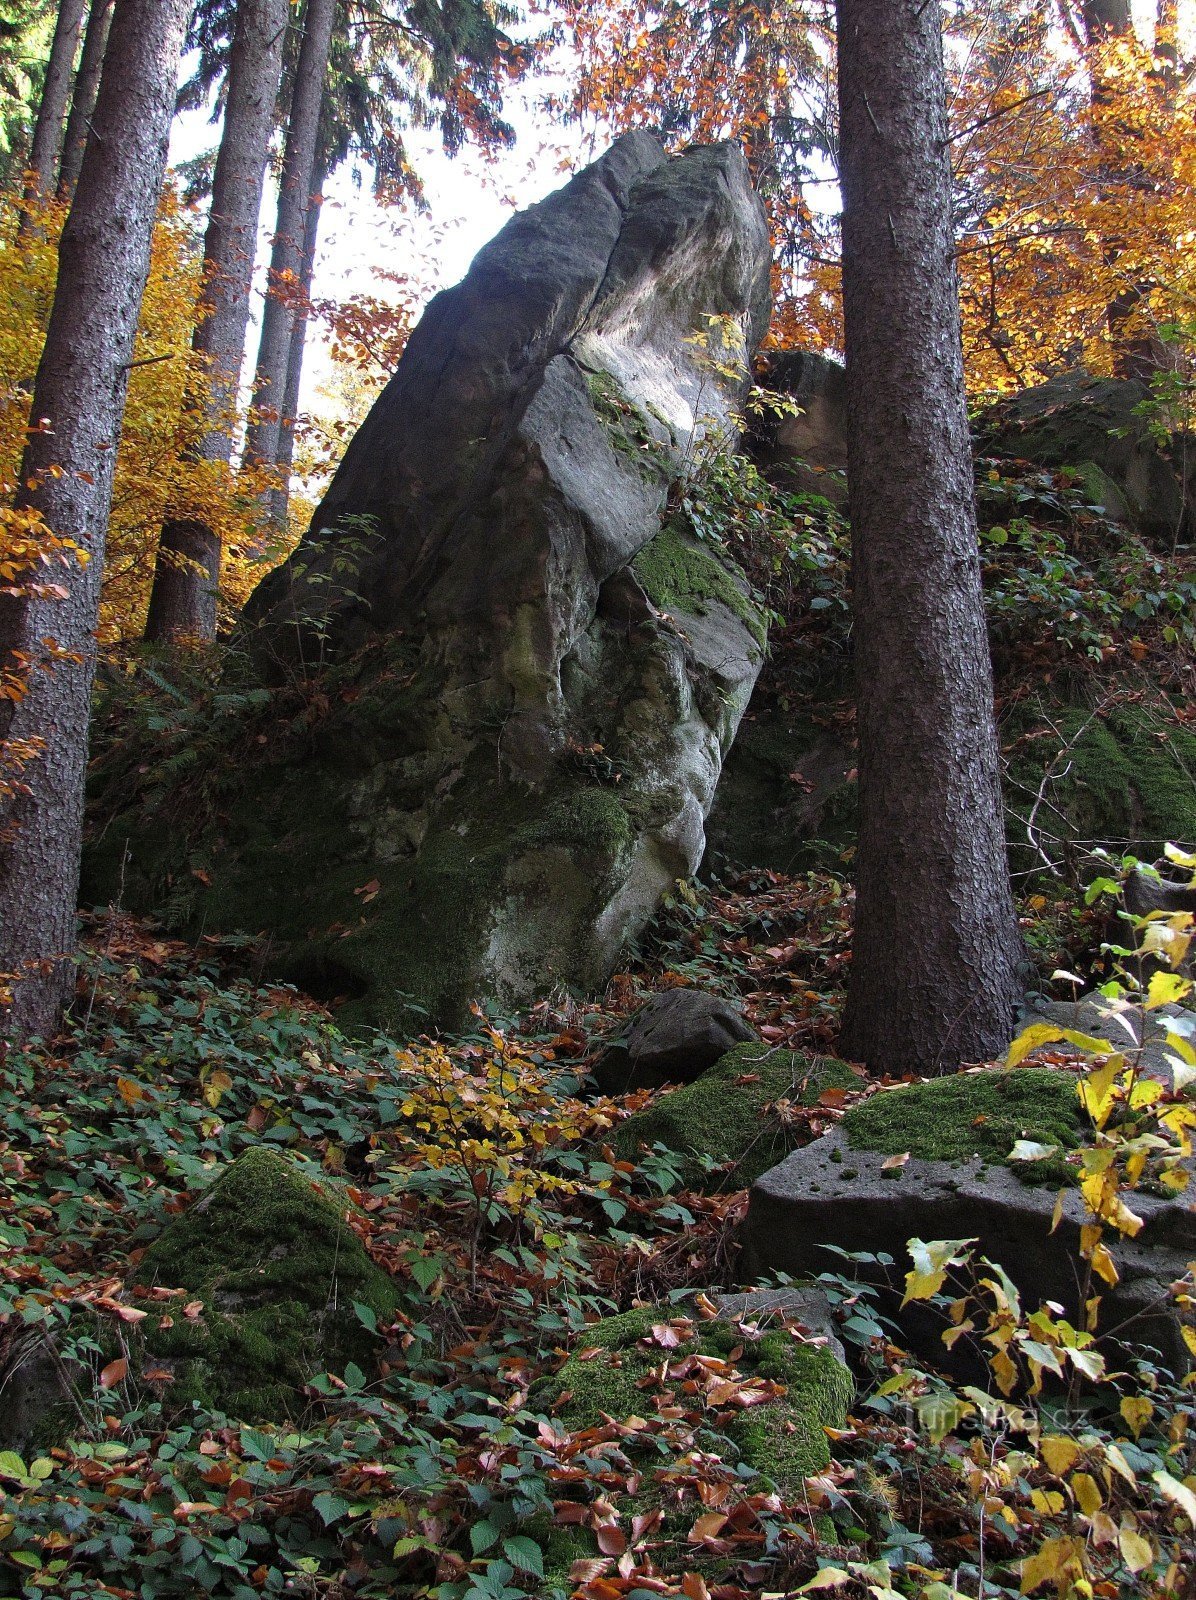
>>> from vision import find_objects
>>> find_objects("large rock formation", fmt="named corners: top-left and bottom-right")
top-left (89, 135), bottom-right (772, 1032)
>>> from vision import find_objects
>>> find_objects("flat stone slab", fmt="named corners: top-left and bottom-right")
top-left (746, 1126), bottom-right (1195, 1375)
top-left (1019, 989), bottom-right (1195, 1088)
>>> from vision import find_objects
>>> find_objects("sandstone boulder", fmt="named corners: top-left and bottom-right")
top-left (89, 136), bottom-right (772, 1032)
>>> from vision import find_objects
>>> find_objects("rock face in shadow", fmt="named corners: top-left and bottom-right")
top-left (122, 135), bottom-right (771, 1032)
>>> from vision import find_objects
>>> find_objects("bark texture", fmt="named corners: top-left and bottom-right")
top-left (834, 0), bottom-right (1024, 1074)
top-left (57, 0), bottom-right (114, 201)
top-left (244, 0), bottom-right (335, 480)
top-left (144, 0), bottom-right (290, 644)
top-left (19, 0), bottom-right (87, 222)
top-left (0, 0), bottom-right (190, 1039)
top-left (269, 151), bottom-right (327, 532)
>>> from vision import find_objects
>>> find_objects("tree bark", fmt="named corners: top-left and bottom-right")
top-left (143, 0), bottom-right (290, 644)
top-left (18, 0), bottom-right (87, 227)
top-left (270, 149), bottom-right (327, 533)
top-left (0, 0), bottom-right (190, 1041)
top-left (57, 0), bottom-right (114, 201)
top-left (834, 0), bottom-right (1024, 1075)
top-left (244, 0), bottom-right (336, 483)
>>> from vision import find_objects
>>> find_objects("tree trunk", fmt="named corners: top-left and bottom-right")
top-left (244, 0), bottom-right (336, 480)
top-left (834, 0), bottom-right (1024, 1075)
top-left (270, 149), bottom-right (326, 533)
top-left (18, 0), bottom-right (87, 228)
top-left (143, 0), bottom-right (290, 644)
top-left (0, 0), bottom-right (190, 1041)
top-left (57, 0), bottom-right (114, 201)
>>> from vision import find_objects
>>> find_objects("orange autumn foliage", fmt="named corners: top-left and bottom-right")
top-left (0, 186), bottom-right (292, 645)
top-left (551, 0), bottom-right (1196, 393)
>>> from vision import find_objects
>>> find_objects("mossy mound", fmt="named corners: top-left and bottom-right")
top-left (136, 1148), bottom-right (399, 1418)
top-left (843, 1067), bottom-right (1085, 1178)
top-left (530, 1305), bottom-right (851, 1585)
top-left (613, 1044), bottom-right (859, 1191)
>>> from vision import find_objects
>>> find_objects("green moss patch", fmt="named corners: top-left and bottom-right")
top-left (548, 1306), bottom-right (852, 1494)
top-left (843, 1067), bottom-right (1085, 1175)
top-left (1004, 701), bottom-right (1196, 871)
top-left (613, 1044), bottom-right (860, 1191)
top-left (136, 1148), bottom-right (399, 1419)
top-left (634, 524), bottom-right (767, 648)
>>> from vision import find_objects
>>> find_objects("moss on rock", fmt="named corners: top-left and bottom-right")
top-left (634, 524), bottom-right (767, 648)
top-left (547, 1305), bottom-right (852, 1495)
top-left (843, 1067), bottom-right (1085, 1175)
top-left (137, 1147), bottom-right (399, 1418)
top-left (613, 1044), bottom-right (859, 1191)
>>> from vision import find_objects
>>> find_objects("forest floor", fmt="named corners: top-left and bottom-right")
top-left (2, 863), bottom-right (1194, 1600)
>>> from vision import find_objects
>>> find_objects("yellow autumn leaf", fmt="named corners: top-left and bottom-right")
top-left (1019, 1536), bottom-right (1084, 1594)
top-left (1118, 1522), bottom-right (1154, 1573)
top-left (1146, 970), bottom-right (1191, 1011)
top-left (1152, 1469), bottom-right (1196, 1529)
top-left (1071, 1472), bottom-right (1102, 1517)
top-left (1040, 1435), bottom-right (1081, 1476)
top-left (1120, 1396), bottom-right (1153, 1438)
top-left (1007, 1023), bottom-right (1115, 1068)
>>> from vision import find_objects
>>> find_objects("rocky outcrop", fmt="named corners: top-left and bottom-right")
top-left (89, 136), bottom-right (772, 1032)
top-left (978, 370), bottom-right (1193, 548)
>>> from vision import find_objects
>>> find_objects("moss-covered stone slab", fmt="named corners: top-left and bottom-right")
top-left (612, 1044), bottom-right (860, 1191)
top-left (134, 1147), bottom-right (399, 1418)
top-left (747, 1067), bottom-right (1196, 1375)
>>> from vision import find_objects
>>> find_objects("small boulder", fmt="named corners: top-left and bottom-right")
top-left (595, 987), bottom-right (758, 1093)
top-left (134, 1147), bottom-right (400, 1418)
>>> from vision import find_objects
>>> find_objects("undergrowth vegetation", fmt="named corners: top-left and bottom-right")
top-left (1, 853), bottom-right (1193, 1599)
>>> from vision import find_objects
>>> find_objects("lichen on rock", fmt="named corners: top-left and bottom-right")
top-left (135, 1147), bottom-right (399, 1418)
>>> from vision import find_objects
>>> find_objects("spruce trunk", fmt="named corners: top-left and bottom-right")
top-left (143, 0), bottom-right (290, 644)
top-left (57, 0), bottom-right (114, 201)
top-left (0, 0), bottom-right (190, 1040)
top-left (244, 0), bottom-right (335, 481)
top-left (18, 0), bottom-right (87, 226)
top-left (835, 0), bottom-right (1023, 1074)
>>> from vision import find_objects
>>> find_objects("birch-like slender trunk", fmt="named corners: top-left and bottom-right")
top-left (835, 0), bottom-right (1024, 1073)
top-left (0, 0), bottom-right (190, 1041)
top-left (270, 150), bottom-right (327, 533)
top-left (143, 0), bottom-right (290, 644)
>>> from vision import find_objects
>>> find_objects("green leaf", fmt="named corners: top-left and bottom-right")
top-left (353, 1300), bottom-right (378, 1333)
top-left (502, 1535), bottom-right (544, 1576)
top-left (470, 1518), bottom-right (501, 1555)
top-left (312, 1492), bottom-right (351, 1526)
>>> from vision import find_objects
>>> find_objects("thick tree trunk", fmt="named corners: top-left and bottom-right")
top-left (18, 0), bottom-right (87, 228)
top-left (143, 0), bottom-right (290, 644)
top-left (0, 0), bottom-right (190, 1041)
top-left (270, 150), bottom-right (326, 532)
top-left (57, 0), bottom-right (114, 201)
top-left (834, 0), bottom-right (1024, 1075)
top-left (245, 0), bottom-right (336, 480)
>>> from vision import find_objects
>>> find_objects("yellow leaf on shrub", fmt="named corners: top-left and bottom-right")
top-left (1071, 1472), bottom-right (1102, 1516)
top-left (1120, 1396), bottom-right (1153, 1438)
top-left (1040, 1435), bottom-right (1081, 1476)
top-left (1019, 1535), bottom-right (1084, 1593)
top-left (1152, 1469), bottom-right (1196, 1528)
top-left (1146, 970), bottom-right (1191, 1010)
top-left (1118, 1523), bottom-right (1153, 1573)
